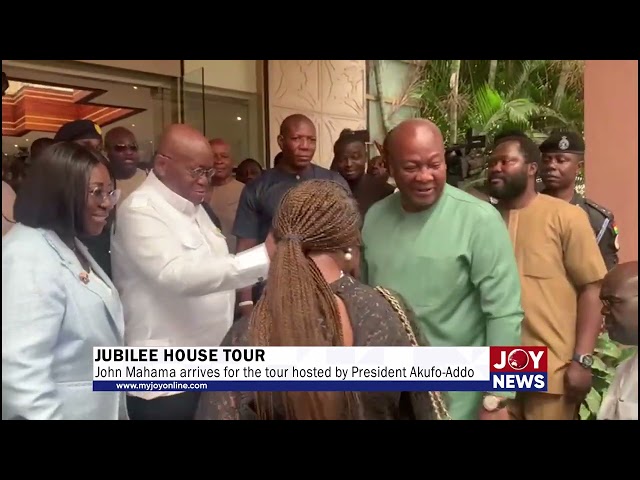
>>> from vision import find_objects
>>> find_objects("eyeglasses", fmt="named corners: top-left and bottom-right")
top-left (113, 143), bottom-right (139, 153)
top-left (156, 153), bottom-right (214, 180)
top-left (89, 187), bottom-right (121, 205)
top-left (186, 167), bottom-right (215, 180)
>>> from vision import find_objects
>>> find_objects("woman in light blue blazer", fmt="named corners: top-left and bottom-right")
top-left (2, 142), bottom-right (127, 420)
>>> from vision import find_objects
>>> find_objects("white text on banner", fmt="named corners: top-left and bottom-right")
top-left (92, 346), bottom-right (548, 393)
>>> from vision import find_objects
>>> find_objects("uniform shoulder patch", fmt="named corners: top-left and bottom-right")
top-left (584, 197), bottom-right (612, 219)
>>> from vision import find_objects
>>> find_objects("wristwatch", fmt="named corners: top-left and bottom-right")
top-left (482, 395), bottom-right (508, 412)
top-left (572, 353), bottom-right (594, 369)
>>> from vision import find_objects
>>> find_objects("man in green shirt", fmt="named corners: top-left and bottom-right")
top-left (361, 119), bottom-right (524, 420)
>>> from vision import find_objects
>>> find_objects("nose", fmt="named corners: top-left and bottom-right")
top-left (488, 162), bottom-right (502, 174)
top-left (299, 139), bottom-right (311, 150)
top-left (99, 196), bottom-right (113, 210)
top-left (195, 175), bottom-right (208, 186)
top-left (416, 167), bottom-right (434, 183)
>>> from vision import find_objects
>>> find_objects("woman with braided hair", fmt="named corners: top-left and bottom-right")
top-left (196, 179), bottom-right (448, 421)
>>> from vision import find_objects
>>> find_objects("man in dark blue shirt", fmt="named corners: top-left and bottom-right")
top-left (232, 113), bottom-right (348, 317)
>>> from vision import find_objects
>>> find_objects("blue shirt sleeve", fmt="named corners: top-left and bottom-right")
top-left (331, 171), bottom-right (350, 191)
top-left (232, 181), bottom-right (261, 240)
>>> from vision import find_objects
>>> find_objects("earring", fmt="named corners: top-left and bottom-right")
top-left (344, 248), bottom-right (353, 262)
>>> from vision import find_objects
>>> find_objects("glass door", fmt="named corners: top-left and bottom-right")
top-left (181, 67), bottom-right (205, 133)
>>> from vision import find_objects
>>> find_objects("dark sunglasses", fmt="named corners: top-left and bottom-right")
top-left (113, 143), bottom-right (139, 153)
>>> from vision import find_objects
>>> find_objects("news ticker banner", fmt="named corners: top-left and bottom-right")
top-left (93, 346), bottom-right (548, 393)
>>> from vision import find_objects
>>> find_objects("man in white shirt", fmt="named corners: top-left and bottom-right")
top-left (111, 124), bottom-right (270, 420)
top-left (598, 261), bottom-right (638, 420)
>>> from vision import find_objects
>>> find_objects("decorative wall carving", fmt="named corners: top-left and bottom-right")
top-left (267, 60), bottom-right (366, 168)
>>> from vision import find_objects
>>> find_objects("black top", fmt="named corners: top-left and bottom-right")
top-left (568, 192), bottom-right (619, 271)
top-left (232, 164), bottom-right (348, 243)
top-left (349, 174), bottom-right (395, 219)
top-left (195, 275), bottom-right (439, 420)
top-left (81, 217), bottom-right (113, 279)
top-left (201, 202), bottom-right (222, 230)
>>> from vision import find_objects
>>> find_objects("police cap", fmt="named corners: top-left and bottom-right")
top-left (54, 120), bottom-right (103, 143)
top-left (539, 130), bottom-right (585, 155)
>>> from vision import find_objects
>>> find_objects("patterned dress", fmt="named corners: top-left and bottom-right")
top-left (195, 275), bottom-right (440, 420)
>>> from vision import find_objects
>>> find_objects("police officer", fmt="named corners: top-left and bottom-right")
top-left (540, 130), bottom-right (619, 270)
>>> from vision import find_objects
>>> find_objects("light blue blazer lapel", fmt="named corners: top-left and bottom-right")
top-left (40, 229), bottom-right (124, 342)
top-left (74, 239), bottom-right (124, 341)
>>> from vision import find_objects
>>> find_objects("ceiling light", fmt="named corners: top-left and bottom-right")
top-left (25, 139), bottom-right (29, 142)
top-left (14, 144), bottom-right (18, 147)
top-left (131, 124), bottom-right (136, 127)
top-left (236, 116), bottom-right (242, 121)
top-left (133, 86), bottom-right (138, 90)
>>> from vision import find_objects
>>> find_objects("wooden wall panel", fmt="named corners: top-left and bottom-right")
top-left (267, 60), bottom-right (366, 168)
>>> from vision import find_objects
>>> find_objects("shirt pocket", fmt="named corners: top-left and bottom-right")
top-left (176, 229), bottom-right (205, 251)
top-left (522, 255), bottom-right (558, 280)
top-left (57, 381), bottom-right (94, 419)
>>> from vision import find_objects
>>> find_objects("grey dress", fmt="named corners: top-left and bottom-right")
top-left (195, 275), bottom-right (440, 420)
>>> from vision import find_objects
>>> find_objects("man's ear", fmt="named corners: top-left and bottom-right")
top-left (387, 156), bottom-right (397, 178)
top-left (529, 161), bottom-right (539, 177)
top-left (154, 154), bottom-right (166, 178)
top-left (277, 135), bottom-right (284, 151)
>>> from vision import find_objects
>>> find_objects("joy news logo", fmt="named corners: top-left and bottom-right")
top-left (489, 347), bottom-right (548, 392)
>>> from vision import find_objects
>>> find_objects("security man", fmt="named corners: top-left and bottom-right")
top-left (540, 130), bottom-right (619, 270)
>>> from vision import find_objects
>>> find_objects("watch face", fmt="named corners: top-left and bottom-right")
top-left (582, 355), bottom-right (594, 367)
top-left (483, 396), bottom-right (499, 411)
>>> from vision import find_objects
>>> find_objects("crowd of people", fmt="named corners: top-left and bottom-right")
top-left (2, 73), bottom-right (637, 420)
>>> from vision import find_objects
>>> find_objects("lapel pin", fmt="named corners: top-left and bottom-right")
top-left (79, 271), bottom-right (90, 284)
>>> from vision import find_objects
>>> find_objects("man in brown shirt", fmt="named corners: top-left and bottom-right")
top-left (206, 138), bottom-right (244, 253)
top-left (487, 133), bottom-right (607, 420)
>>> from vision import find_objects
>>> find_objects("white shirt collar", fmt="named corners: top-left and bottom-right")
top-left (147, 170), bottom-right (200, 218)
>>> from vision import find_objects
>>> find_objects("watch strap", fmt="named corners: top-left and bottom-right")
top-left (572, 353), bottom-right (593, 368)
top-left (483, 394), bottom-right (508, 412)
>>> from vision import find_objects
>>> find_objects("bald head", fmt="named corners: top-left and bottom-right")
top-left (603, 262), bottom-right (638, 298)
top-left (105, 127), bottom-right (139, 179)
top-left (155, 124), bottom-right (214, 204)
top-left (208, 138), bottom-right (233, 182)
top-left (157, 124), bottom-right (210, 159)
top-left (30, 138), bottom-right (55, 163)
top-left (280, 114), bottom-right (313, 136)
top-left (277, 114), bottom-right (317, 172)
top-left (386, 119), bottom-right (444, 156)
top-left (105, 127), bottom-right (135, 146)
top-left (384, 119), bottom-right (446, 212)
top-left (209, 138), bottom-right (228, 148)
top-left (601, 261), bottom-right (638, 346)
